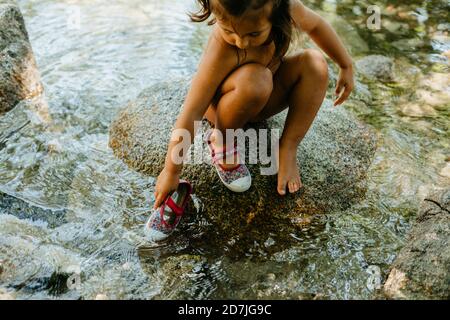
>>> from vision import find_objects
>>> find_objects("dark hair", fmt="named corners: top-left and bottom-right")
top-left (190, 0), bottom-right (293, 61)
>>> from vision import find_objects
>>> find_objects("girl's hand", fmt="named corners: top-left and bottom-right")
top-left (334, 65), bottom-right (354, 106)
top-left (153, 168), bottom-right (180, 209)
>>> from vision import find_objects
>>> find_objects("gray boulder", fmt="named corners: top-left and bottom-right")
top-left (383, 188), bottom-right (450, 300)
top-left (0, 191), bottom-right (67, 228)
top-left (0, 0), bottom-right (43, 115)
top-left (356, 55), bottom-right (395, 82)
top-left (109, 79), bottom-right (377, 246)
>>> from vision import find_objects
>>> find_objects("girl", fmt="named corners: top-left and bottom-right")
top-left (153, 0), bottom-right (354, 212)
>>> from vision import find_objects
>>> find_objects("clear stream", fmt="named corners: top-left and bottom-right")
top-left (0, 0), bottom-right (448, 299)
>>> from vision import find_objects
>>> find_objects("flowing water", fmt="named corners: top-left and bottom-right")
top-left (0, 0), bottom-right (448, 299)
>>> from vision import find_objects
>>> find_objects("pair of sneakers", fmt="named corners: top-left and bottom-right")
top-left (144, 129), bottom-right (252, 242)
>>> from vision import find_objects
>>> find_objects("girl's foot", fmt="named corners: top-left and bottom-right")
top-left (205, 130), bottom-right (252, 192)
top-left (208, 129), bottom-right (240, 170)
top-left (277, 141), bottom-right (303, 195)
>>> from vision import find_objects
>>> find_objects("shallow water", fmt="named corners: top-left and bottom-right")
top-left (0, 0), bottom-right (448, 299)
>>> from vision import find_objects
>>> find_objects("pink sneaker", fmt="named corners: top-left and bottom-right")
top-left (144, 180), bottom-right (193, 242)
top-left (205, 130), bottom-right (252, 193)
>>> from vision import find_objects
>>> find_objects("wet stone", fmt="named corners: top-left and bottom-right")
top-left (383, 188), bottom-right (450, 300)
top-left (400, 104), bottom-right (438, 118)
top-left (0, 192), bottom-right (67, 228)
top-left (109, 79), bottom-right (377, 245)
top-left (356, 55), bottom-right (395, 82)
top-left (0, 0), bottom-right (43, 114)
top-left (439, 163), bottom-right (450, 179)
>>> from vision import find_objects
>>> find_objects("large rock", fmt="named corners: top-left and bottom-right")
top-left (356, 55), bottom-right (395, 82)
top-left (383, 188), bottom-right (450, 300)
top-left (0, 0), bottom-right (43, 115)
top-left (109, 79), bottom-right (377, 248)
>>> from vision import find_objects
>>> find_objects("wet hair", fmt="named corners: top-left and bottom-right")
top-left (190, 0), bottom-right (293, 61)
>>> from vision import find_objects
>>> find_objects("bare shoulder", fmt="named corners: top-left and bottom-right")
top-left (289, 0), bottom-right (321, 33)
top-left (199, 26), bottom-right (238, 77)
top-left (180, 29), bottom-right (241, 123)
top-left (182, 26), bottom-right (239, 116)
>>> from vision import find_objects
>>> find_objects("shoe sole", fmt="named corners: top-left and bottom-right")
top-left (215, 169), bottom-right (252, 193)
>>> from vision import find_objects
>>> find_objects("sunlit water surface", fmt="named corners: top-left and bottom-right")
top-left (0, 0), bottom-right (448, 299)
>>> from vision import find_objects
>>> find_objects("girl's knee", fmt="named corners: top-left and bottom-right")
top-left (300, 49), bottom-right (329, 82)
top-left (235, 63), bottom-right (273, 104)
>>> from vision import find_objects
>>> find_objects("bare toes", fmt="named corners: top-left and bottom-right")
top-left (277, 181), bottom-right (287, 196)
top-left (287, 182), bottom-right (292, 193)
top-left (291, 182), bottom-right (297, 192)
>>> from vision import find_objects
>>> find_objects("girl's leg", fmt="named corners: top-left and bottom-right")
top-left (250, 49), bottom-right (329, 195)
top-left (204, 63), bottom-right (273, 169)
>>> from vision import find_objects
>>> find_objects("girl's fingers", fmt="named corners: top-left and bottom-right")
top-left (334, 86), bottom-right (352, 106)
top-left (154, 192), bottom-right (165, 209)
top-left (154, 197), bottom-right (162, 209)
top-left (335, 80), bottom-right (344, 96)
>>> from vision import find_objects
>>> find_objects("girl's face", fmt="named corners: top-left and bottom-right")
top-left (214, 2), bottom-right (273, 49)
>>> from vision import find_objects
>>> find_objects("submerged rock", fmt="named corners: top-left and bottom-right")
top-left (439, 163), bottom-right (450, 179)
top-left (383, 188), bottom-right (450, 300)
top-left (0, 215), bottom-right (83, 299)
top-left (109, 79), bottom-right (377, 243)
top-left (400, 103), bottom-right (438, 118)
top-left (356, 55), bottom-right (395, 82)
top-left (0, 287), bottom-right (16, 300)
top-left (0, 0), bottom-right (43, 115)
top-left (0, 191), bottom-right (67, 228)
top-left (149, 254), bottom-right (209, 299)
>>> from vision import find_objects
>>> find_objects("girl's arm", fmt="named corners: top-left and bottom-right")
top-left (290, 1), bottom-right (354, 105)
top-left (154, 30), bottom-right (237, 208)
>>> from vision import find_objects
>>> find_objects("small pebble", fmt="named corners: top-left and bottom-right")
top-left (439, 163), bottom-right (450, 178)
top-left (401, 104), bottom-right (437, 118)
top-left (95, 294), bottom-right (109, 300)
